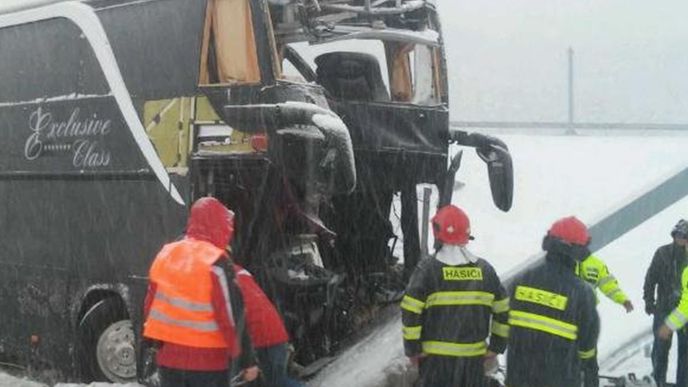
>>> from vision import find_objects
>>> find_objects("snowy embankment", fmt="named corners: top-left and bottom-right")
top-left (0, 373), bottom-right (141, 387)
top-left (310, 130), bottom-right (688, 387)
top-left (3, 130), bottom-right (688, 386)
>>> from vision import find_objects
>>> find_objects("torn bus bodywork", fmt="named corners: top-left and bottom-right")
top-left (0, 0), bottom-right (512, 383)
top-left (208, 0), bottom-right (514, 367)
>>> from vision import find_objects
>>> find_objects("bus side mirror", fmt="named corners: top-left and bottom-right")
top-left (447, 130), bottom-right (514, 212)
top-left (477, 142), bottom-right (513, 212)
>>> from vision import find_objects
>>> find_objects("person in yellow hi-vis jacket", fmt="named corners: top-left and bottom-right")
top-left (577, 254), bottom-right (634, 312)
top-left (401, 205), bottom-right (509, 387)
top-left (656, 219), bottom-right (688, 387)
top-left (575, 254), bottom-right (633, 387)
top-left (658, 263), bottom-right (688, 387)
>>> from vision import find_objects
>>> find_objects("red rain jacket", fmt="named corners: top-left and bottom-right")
top-left (234, 264), bottom-right (289, 348)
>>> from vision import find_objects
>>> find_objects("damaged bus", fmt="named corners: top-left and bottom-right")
top-left (0, 0), bottom-right (513, 383)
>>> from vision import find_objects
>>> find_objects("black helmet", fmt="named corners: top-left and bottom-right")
top-left (671, 219), bottom-right (688, 239)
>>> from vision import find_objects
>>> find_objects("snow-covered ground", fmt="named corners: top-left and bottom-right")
top-left (3, 130), bottom-right (688, 386)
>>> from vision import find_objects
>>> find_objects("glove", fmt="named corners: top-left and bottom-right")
top-left (623, 300), bottom-right (634, 313)
top-left (483, 351), bottom-right (499, 375)
top-left (645, 303), bottom-right (655, 315)
top-left (242, 365), bottom-right (260, 382)
top-left (409, 353), bottom-right (427, 367)
top-left (657, 324), bottom-right (673, 340)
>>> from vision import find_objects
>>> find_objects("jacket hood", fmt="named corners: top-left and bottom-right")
top-left (542, 235), bottom-right (590, 270)
top-left (542, 235), bottom-right (590, 262)
top-left (186, 197), bottom-right (234, 249)
top-left (435, 244), bottom-right (478, 265)
top-left (544, 251), bottom-right (577, 270)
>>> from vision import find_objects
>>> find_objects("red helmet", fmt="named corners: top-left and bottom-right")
top-left (548, 216), bottom-right (590, 246)
top-left (432, 205), bottom-right (472, 245)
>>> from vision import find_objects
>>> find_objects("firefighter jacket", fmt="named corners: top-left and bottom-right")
top-left (644, 242), bottom-right (688, 315)
top-left (506, 251), bottom-right (599, 387)
top-left (401, 254), bottom-right (509, 359)
top-left (666, 265), bottom-right (688, 331)
top-left (576, 254), bottom-right (629, 305)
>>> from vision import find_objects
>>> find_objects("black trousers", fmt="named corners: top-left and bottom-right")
top-left (159, 367), bottom-right (230, 387)
top-left (418, 355), bottom-right (486, 387)
top-left (653, 313), bottom-right (688, 387)
top-left (582, 355), bottom-right (599, 387)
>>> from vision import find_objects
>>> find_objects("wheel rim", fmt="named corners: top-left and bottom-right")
top-left (96, 319), bottom-right (137, 382)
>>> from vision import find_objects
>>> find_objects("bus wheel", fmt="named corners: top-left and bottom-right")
top-left (78, 298), bottom-right (137, 383)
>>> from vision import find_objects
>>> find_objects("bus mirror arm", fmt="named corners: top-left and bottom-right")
top-left (224, 102), bottom-right (342, 132)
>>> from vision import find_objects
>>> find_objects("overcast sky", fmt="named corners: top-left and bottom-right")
top-left (437, 0), bottom-right (688, 123)
top-left (4, 0), bottom-right (688, 124)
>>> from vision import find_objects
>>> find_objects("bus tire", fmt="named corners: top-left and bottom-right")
top-left (78, 297), bottom-right (137, 383)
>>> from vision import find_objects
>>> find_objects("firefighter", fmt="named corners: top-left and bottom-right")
top-left (233, 263), bottom-right (304, 387)
top-left (143, 197), bottom-right (259, 387)
top-left (401, 205), bottom-right (509, 387)
top-left (652, 219), bottom-right (688, 387)
top-left (506, 216), bottom-right (599, 387)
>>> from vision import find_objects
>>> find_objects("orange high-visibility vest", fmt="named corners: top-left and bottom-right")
top-left (143, 239), bottom-right (234, 349)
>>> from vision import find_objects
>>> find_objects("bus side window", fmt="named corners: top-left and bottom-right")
top-left (199, 0), bottom-right (261, 85)
top-left (387, 42), bottom-right (441, 106)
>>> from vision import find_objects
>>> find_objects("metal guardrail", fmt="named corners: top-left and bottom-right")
top-left (451, 121), bottom-right (688, 131)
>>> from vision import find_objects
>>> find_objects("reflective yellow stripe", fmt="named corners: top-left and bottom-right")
top-left (514, 286), bottom-right (568, 311)
top-left (426, 291), bottom-right (494, 308)
top-left (492, 297), bottom-right (510, 313)
top-left (603, 286), bottom-right (619, 296)
top-left (578, 347), bottom-right (596, 359)
top-left (606, 288), bottom-right (627, 304)
top-left (666, 309), bottom-right (688, 331)
top-left (598, 275), bottom-right (616, 288)
top-left (491, 321), bottom-right (510, 338)
top-left (422, 340), bottom-right (487, 357)
top-left (509, 310), bottom-right (578, 340)
top-left (402, 325), bottom-right (422, 340)
top-left (401, 295), bottom-right (425, 314)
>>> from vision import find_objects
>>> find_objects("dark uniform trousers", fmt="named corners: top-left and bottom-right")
top-left (418, 356), bottom-right (486, 387)
top-left (652, 312), bottom-right (688, 387)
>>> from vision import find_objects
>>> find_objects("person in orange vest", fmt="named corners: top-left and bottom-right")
top-left (233, 264), bottom-right (304, 387)
top-left (143, 197), bottom-right (259, 387)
